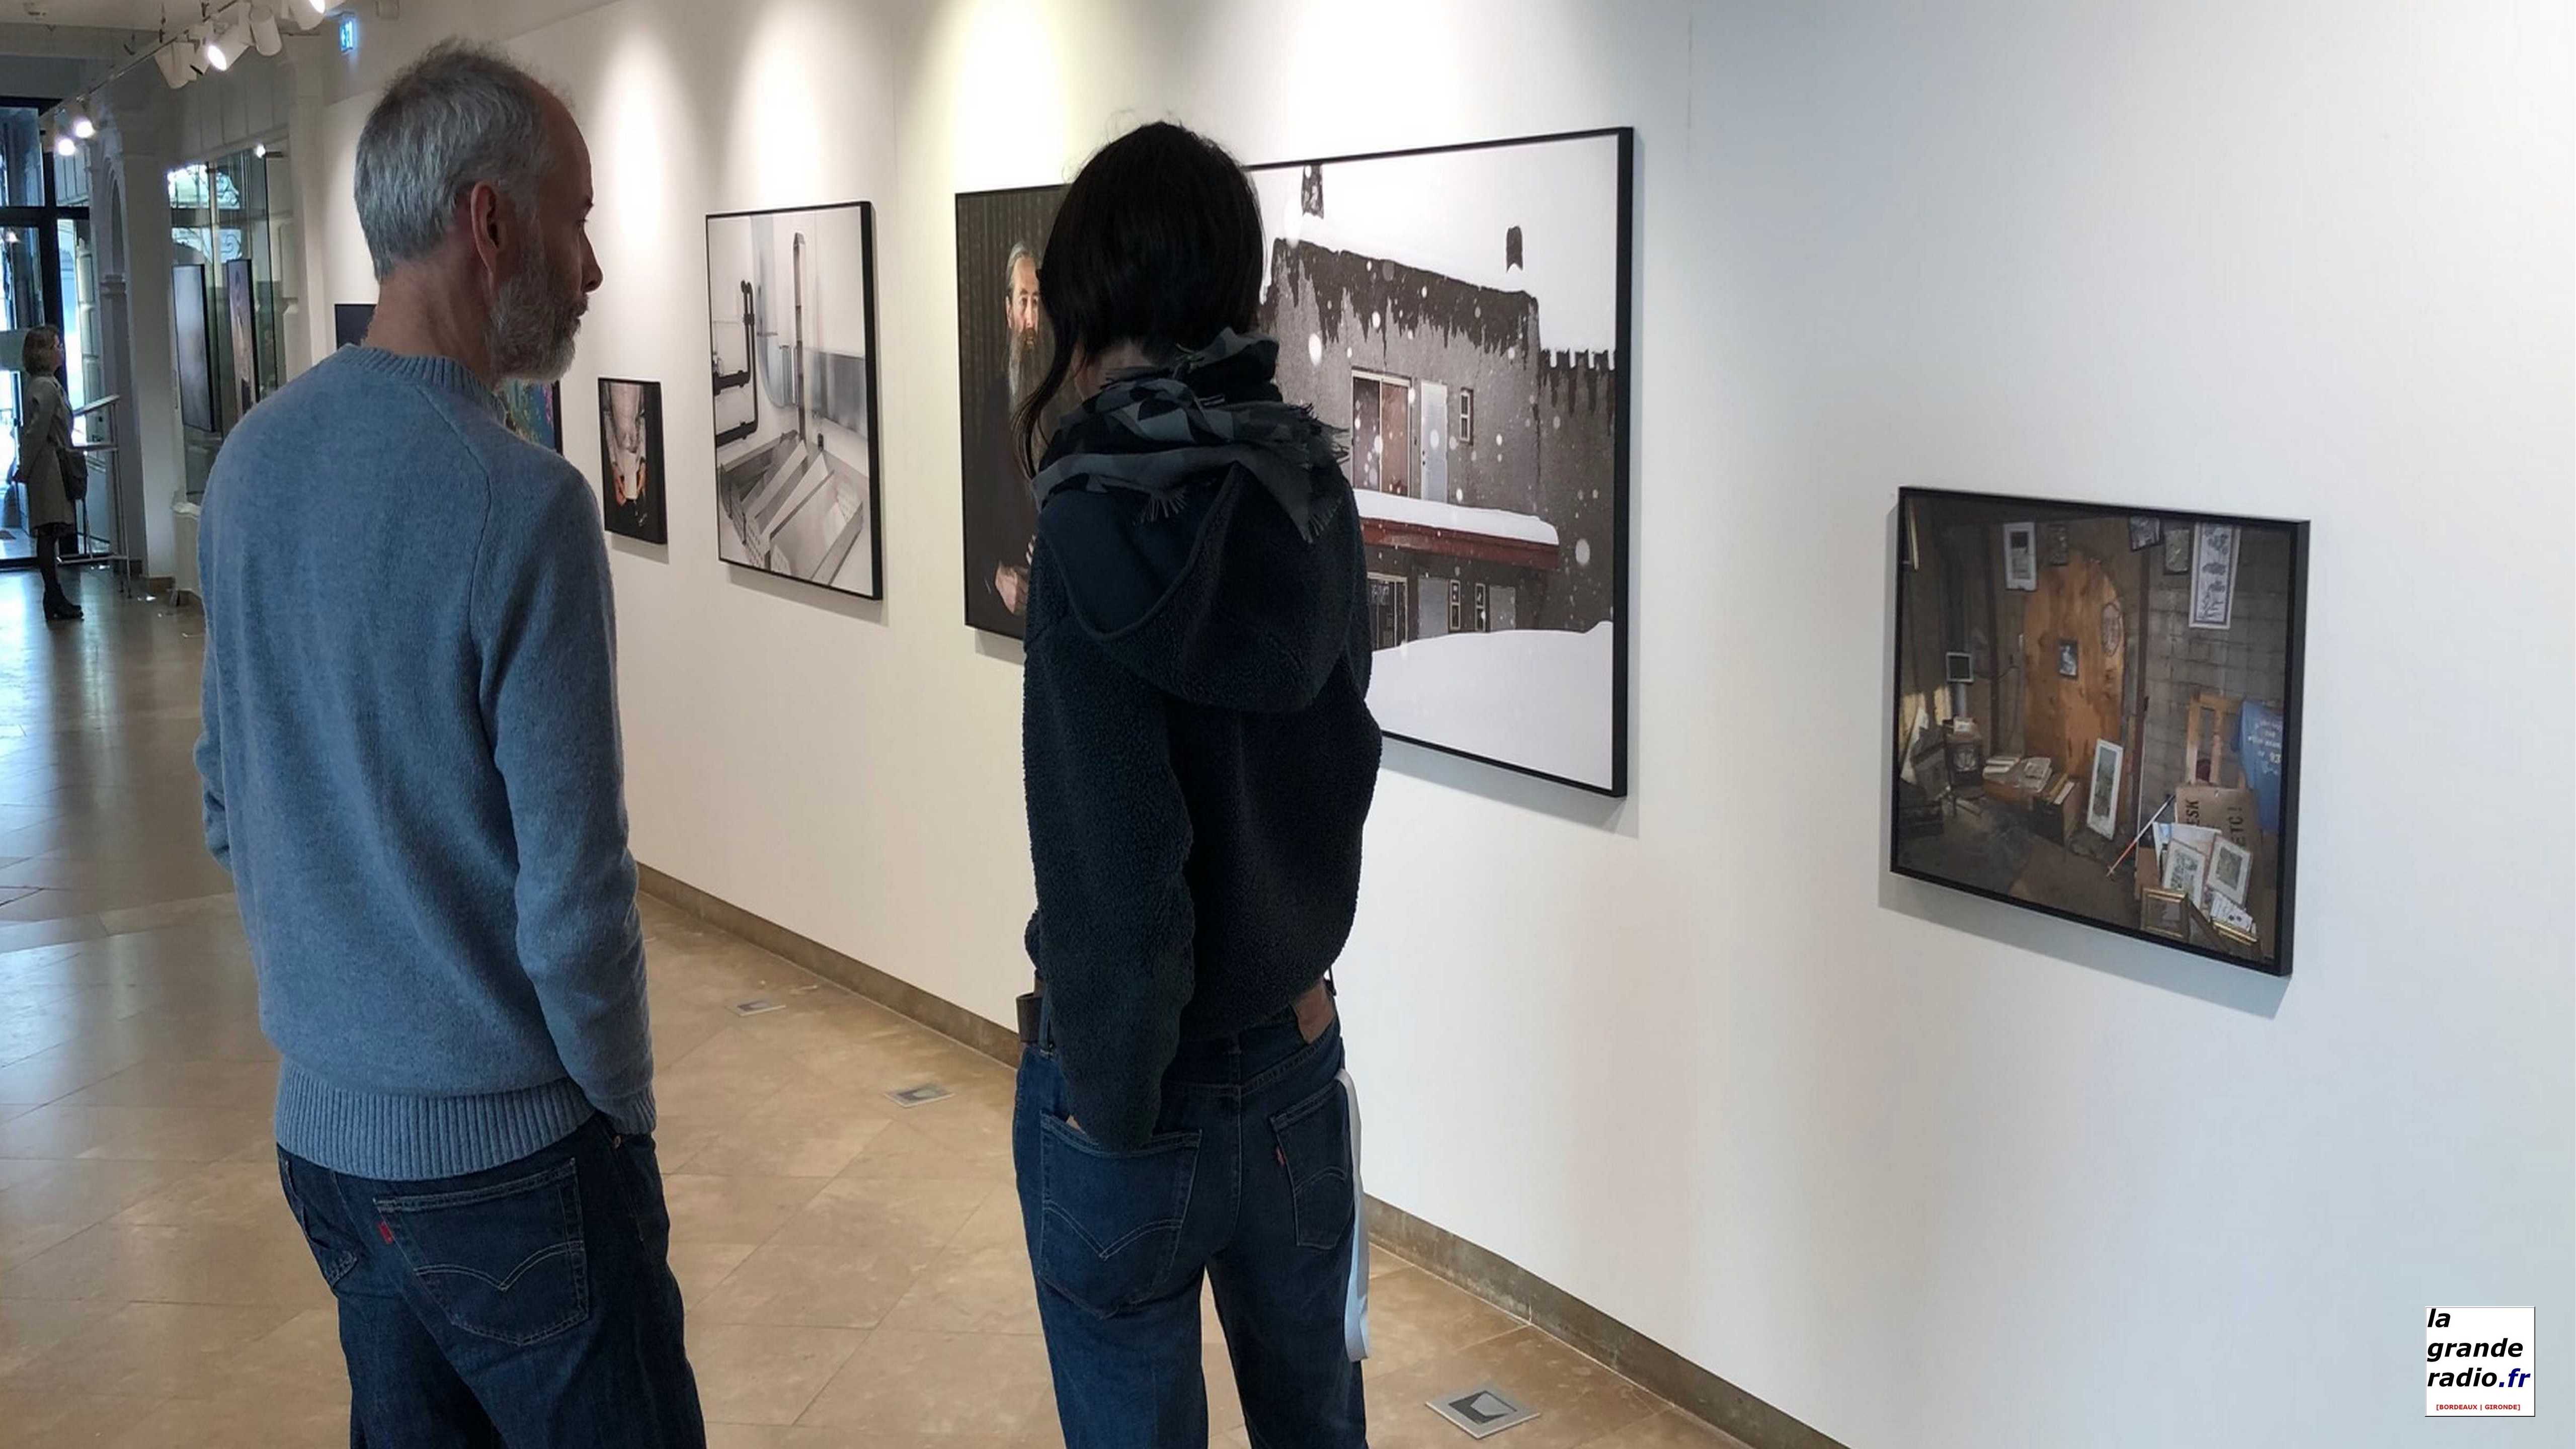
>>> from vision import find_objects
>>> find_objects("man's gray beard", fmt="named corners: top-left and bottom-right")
top-left (1006, 327), bottom-right (1040, 404)
top-left (489, 250), bottom-right (582, 382)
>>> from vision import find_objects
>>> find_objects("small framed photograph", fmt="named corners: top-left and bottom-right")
top-left (598, 378), bottom-right (668, 544)
top-left (2129, 516), bottom-right (2163, 551)
top-left (2003, 522), bottom-right (2038, 591)
top-left (2162, 526), bottom-right (2194, 575)
top-left (2208, 838), bottom-right (2254, 906)
top-left (2140, 888), bottom-right (2188, 940)
top-left (2086, 738), bottom-right (2125, 838)
top-left (2042, 522), bottom-right (2069, 566)
top-left (2190, 522), bottom-right (2239, 630)
top-left (2101, 599), bottom-right (2125, 658)
top-left (2160, 839), bottom-right (2209, 903)
top-left (2057, 639), bottom-right (2079, 677)
top-left (1945, 651), bottom-right (1974, 684)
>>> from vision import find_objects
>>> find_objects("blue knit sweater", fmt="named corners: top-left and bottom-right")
top-left (194, 347), bottom-right (653, 1181)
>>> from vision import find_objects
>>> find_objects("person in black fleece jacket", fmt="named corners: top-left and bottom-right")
top-left (1012, 122), bottom-right (1381, 1448)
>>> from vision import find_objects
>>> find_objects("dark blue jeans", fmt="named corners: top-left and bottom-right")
top-left (276, 1114), bottom-right (706, 1447)
top-left (1016, 1010), bottom-right (1367, 1449)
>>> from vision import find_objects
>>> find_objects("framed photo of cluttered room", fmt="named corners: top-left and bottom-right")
top-left (1889, 487), bottom-right (2308, 976)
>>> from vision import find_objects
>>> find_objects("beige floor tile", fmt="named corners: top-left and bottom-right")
top-left (692, 1242), bottom-right (927, 1331)
top-left (1364, 1262), bottom-right (1528, 1373)
top-left (675, 1111), bottom-right (893, 1179)
top-left (878, 1234), bottom-right (1042, 1336)
top-left (834, 1117), bottom-right (1013, 1184)
top-left (1575, 1408), bottom-right (1758, 1448)
top-left (1360, 1326), bottom-right (1663, 1449)
top-left (771, 1175), bottom-right (995, 1253)
top-left (797, 1328), bottom-right (1058, 1436)
top-left (0, 1103), bottom-right (272, 1162)
top-left (0, 1300), bottom-right (299, 1398)
top-left (669, 1240), bottom-right (760, 1302)
top-left (104, 1381), bottom-right (351, 1449)
top-left (0, 1387), bottom-right (168, 1447)
top-left (61, 1058), bottom-right (278, 1111)
top-left (0, 1220), bottom-right (90, 1272)
top-left (111, 1159), bottom-right (291, 1231)
top-left (0, 1296), bottom-right (118, 1373)
top-left (688, 1320), bottom-right (867, 1426)
top-left (708, 1426), bottom-right (1056, 1448)
top-left (661, 1173), bottom-right (830, 1246)
top-left (0, 1158), bottom-right (204, 1232)
top-left (0, 1037), bottom-right (155, 1107)
top-left (0, 1222), bottom-right (333, 1308)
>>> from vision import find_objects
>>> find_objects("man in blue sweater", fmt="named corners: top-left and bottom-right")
top-left (194, 42), bottom-right (702, 1443)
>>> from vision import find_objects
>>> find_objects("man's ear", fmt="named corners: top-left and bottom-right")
top-left (463, 180), bottom-right (510, 279)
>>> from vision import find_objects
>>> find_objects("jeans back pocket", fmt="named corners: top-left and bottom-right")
top-left (1035, 1115), bottom-right (1201, 1318)
top-left (1270, 1079), bottom-right (1354, 1251)
top-left (276, 1151), bottom-right (362, 1288)
top-left (374, 1157), bottom-right (590, 1346)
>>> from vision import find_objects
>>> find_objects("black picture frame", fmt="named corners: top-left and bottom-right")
top-left (173, 263), bottom-right (214, 434)
top-left (706, 200), bottom-right (883, 600)
top-left (597, 376), bottom-right (667, 545)
top-left (957, 128), bottom-right (1634, 796)
top-left (1888, 485), bottom-right (2308, 977)
top-left (333, 302), bottom-right (373, 350)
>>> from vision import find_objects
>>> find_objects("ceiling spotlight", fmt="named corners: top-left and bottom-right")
top-left (253, 141), bottom-right (266, 158)
top-left (52, 131), bottom-right (75, 158)
top-left (204, 22), bottom-right (241, 72)
top-left (292, 0), bottom-right (328, 28)
top-left (67, 101), bottom-right (94, 140)
top-left (154, 42), bottom-right (192, 89)
top-left (249, 5), bottom-right (283, 56)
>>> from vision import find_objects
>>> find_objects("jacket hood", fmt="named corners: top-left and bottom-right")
top-left (1032, 334), bottom-right (1361, 713)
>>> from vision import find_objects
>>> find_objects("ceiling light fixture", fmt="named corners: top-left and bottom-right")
top-left (204, 21), bottom-right (240, 73)
top-left (155, 41), bottom-right (194, 89)
top-left (249, 4), bottom-right (283, 55)
top-left (52, 130), bottom-right (76, 158)
top-left (66, 100), bottom-right (94, 139)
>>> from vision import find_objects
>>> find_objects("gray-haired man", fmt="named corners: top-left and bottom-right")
top-left (193, 41), bottom-right (704, 1443)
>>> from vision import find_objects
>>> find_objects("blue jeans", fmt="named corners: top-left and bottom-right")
top-left (276, 1114), bottom-right (706, 1447)
top-left (1016, 1009), bottom-right (1367, 1449)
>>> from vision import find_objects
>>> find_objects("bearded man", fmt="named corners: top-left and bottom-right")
top-left (192, 42), bottom-right (704, 1445)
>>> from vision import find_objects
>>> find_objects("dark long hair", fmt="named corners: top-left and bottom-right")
top-left (1016, 122), bottom-right (1263, 474)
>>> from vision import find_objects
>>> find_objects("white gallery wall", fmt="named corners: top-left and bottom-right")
top-left (289, 3), bottom-right (2573, 1445)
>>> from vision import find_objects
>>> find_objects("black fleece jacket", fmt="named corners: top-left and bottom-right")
top-left (1021, 404), bottom-right (1381, 1150)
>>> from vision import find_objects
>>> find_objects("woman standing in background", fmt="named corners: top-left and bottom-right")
top-left (19, 327), bottom-right (82, 622)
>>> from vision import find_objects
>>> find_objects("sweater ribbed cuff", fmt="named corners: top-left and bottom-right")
top-left (273, 1061), bottom-right (599, 1181)
top-left (588, 1084), bottom-right (658, 1139)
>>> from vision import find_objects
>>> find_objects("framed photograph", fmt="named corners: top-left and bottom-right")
top-left (223, 258), bottom-right (258, 426)
top-left (954, 183), bottom-right (1064, 636)
top-left (498, 379), bottom-right (561, 453)
top-left (333, 302), bottom-right (374, 351)
top-left (2190, 522), bottom-right (2238, 629)
top-left (2056, 639), bottom-right (2079, 678)
top-left (2086, 738), bottom-right (2125, 839)
top-left (2042, 521), bottom-right (2069, 566)
top-left (2002, 522), bottom-right (2038, 590)
top-left (1944, 651), bottom-right (1973, 684)
top-left (173, 264), bottom-right (214, 433)
top-left (1891, 487), bottom-right (2309, 975)
top-left (597, 378), bottom-right (667, 545)
top-left (2162, 524), bottom-right (2194, 574)
top-left (1259, 128), bottom-right (1633, 794)
top-left (2208, 837), bottom-right (2253, 906)
top-left (2129, 516), bottom-right (2162, 551)
top-left (708, 200), bottom-right (883, 599)
top-left (2159, 838), bottom-right (2208, 902)
top-left (2140, 888), bottom-right (2188, 940)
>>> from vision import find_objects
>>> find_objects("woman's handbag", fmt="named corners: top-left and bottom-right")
top-left (55, 443), bottom-right (87, 504)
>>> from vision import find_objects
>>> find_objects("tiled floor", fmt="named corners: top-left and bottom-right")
top-left (0, 572), bottom-right (1743, 1448)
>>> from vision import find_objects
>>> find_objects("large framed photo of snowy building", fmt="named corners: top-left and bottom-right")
top-left (1890, 488), bottom-right (2309, 975)
top-left (706, 201), bottom-right (883, 599)
top-left (1252, 129), bottom-right (1633, 794)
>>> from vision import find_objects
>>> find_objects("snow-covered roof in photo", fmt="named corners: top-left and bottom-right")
top-left (1352, 489), bottom-right (1561, 548)
top-left (1252, 133), bottom-right (1622, 353)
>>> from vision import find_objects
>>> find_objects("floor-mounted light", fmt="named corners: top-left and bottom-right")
top-left (250, 5), bottom-right (284, 56)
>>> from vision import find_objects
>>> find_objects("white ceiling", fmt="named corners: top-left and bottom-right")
top-left (5, 2), bottom-right (211, 35)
